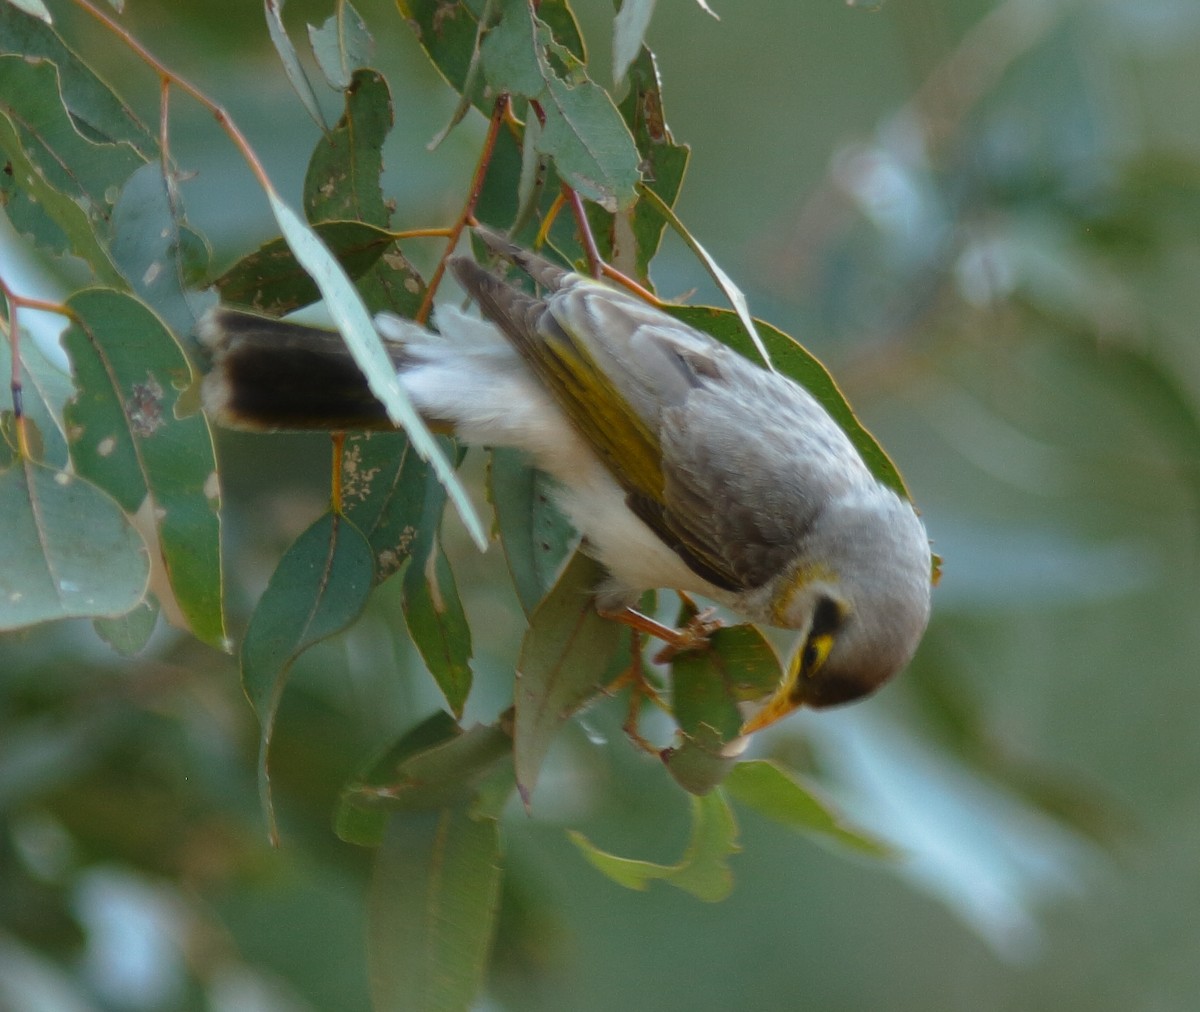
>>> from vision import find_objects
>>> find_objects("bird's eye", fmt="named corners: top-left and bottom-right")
top-left (810, 595), bottom-right (844, 638)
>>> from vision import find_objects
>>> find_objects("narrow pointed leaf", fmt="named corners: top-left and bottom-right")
top-left (264, 0), bottom-right (328, 132)
top-left (638, 184), bottom-right (769, 367)
top-left (93, 596), bottom-right (159, 656)
top-left (487, 448), bottom-right (576, 616)
top-left (724, 759), bottom-right (892, 857)
top-left (612, 0), bottom-right (655, 84)
top-left (266, 192), bottom-right (487, 550)
top-left (4, 0), bottom-right (51, 24)
top-left (62, 288), bottom-right (225, 646)
top-left (370, 809), bottom-right (502, 1012)
top-left (0, 459), bottom-right (149, 631)
top-left (513, 550), bottom-right (624, 804)
top-left (568, 790), bottom-right (739, 901)
top-left (403, 534), bottom-right (473, 718)
top-left (308, 0), bottom-right (373, 91)
top-left (241, 511), bottom-right (374, 843)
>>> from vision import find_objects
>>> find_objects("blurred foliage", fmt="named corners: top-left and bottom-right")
top-left (4, 0), bottom-right (1200, 1009)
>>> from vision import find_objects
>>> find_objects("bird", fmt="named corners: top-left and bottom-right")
top-left (200, 227), bottom-right (933, 734)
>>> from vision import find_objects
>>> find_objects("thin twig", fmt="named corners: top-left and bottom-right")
top-left (416, 94), bottom-right (510, 325)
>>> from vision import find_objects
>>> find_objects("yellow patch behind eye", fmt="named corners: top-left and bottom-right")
top-left (769, 563), bottom-right (838, 627)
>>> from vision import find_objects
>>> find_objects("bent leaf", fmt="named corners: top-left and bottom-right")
top-left (241, 511), bottom-right (374, 844)
top-left (724, 759), bottom-right (892, 857)
top-left (0, 459), bottom-right (149, 631)
top-left (569, 790), bottom-right (739, 902)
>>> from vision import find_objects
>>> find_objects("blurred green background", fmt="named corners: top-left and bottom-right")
top-left (5, 0), bottom-right (1200, 1008)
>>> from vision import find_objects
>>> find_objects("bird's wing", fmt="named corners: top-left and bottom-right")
top-left (453, 256), bottom-right (828, 592)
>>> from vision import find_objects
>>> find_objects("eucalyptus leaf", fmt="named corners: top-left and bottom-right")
top-left (487, 448), bottom-right (576, 616)
top-left (264, 0), bottom-right (328, 132)
top-left (62, 288), bottom-right (225, 646)
top-left (212, 219), bottom-right (397, 315)
top-left (513, 550), bottom-right (625, 805)
top-left (241, 511), bottom-right (374, 844)
top-left (308, 0), bottom-right (373, 92)
top-left (370, 809), bottom-right (502, 1012)
top-left (568, 790), bottom-right (739, 901)
top-left (304, 67), bottom-right (391, 226)
top-left (0, 459), bottom-right (149, 631)
top-left (266, 192), bottom-right (487, 550)
top-left (724, 759), bottom-right (892, 857)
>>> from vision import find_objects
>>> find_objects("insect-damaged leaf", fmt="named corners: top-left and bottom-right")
top-left (62, 288), bottom-right (224, 647)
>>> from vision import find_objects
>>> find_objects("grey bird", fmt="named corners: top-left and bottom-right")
top-left (200, 229), bottom-right (933, 733)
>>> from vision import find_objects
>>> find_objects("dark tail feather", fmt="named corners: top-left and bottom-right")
top-left (199, 308), bottom-right (405, 432)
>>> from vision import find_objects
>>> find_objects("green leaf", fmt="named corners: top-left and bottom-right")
top-left (487, 448), bottom-right (576, 616)
top-left (0, 108), bottom-right (124, 285)
top-left (0, 54), bottom-right (145, 221)
top-left (93, 596), bottom-right (159, 656)
top-left (338, 714), bottom-right (513, 843)
top-left (369, 809), bottom-right (502, 1012)
top-left (0, 459), bottom-right (149, 631)
top-left (662, 723), bottom-right (740, 797)
top-left (304, 67), bottom-right (391, 226)
top-left (341, 431), bottom-right (427, 578)
top-left (478, 0), bottom-right (640, 212)
top-left (513, 550), bottom-right (625, 805)
top-left (539, 75), bottom-right (640, 212)
top-left (670, 621), bottom-right (784, 744)
top-left (617, 47), bottom-right (690, 280)
top-left (266, 192), bottom-right (488, 550)
top-left (667, 305), bottom-right (912, 500)
top-left (3, 0), bottom-right (51, 24)
top-left (638, 184), bottom-right (769, 366)
top-left (0, 326), bottom-right (73, 468)
top-left (404, 533), bottom-right (474, 718)
top-left (612, 0), bottom-right (655, 84)
top-left (241, 511), bottom-right (374, 844)
top-left (0, 4), bottom-right (156, 157)
top-left (212, 218), bottom-right (396, 315)
top-left (569, 790), bottom-right (739, 901)
top-left (110, 162), bottom-right (214, 336)
top-left (264, 0), bottom-right (328, 132)
top-left (724, 759), bottom-right (892, 857)
top-left (62, 288), bottom-right (225, 646)
top-left (308, 0), bottom-right (373, 91)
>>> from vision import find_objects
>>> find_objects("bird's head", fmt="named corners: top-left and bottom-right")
top-left (741, 483), bottom-right (933, 734)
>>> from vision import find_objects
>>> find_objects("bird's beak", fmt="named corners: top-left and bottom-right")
top-left (739, 644), bottom-right (809, 735)
top-left (739, 685), bottom-right (803, 735)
